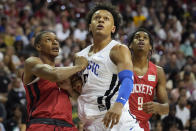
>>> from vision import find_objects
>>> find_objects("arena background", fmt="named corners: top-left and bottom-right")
top-left (0, 0), bottom-right (195, 131)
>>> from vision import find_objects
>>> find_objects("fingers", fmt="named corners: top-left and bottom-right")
top-left (114, 114), bottom-right (120, 125)
top-left (143, 102), bottom-right (154, 114)
top-left (102, 112), bottom-right (111, 128)
top-left (102, 112), bottom-right (120, 129)
top-left (75, 56), bottom-right (88, 69)
top-left (110, 113), bottom-right (120, 129)
top-left (143, 108), bottom-right (154, 114)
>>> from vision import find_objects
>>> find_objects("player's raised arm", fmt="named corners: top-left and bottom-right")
top-left (24, 56), bottom-right (88, 83)
top-left (102, 44), bottom-right (134, 128)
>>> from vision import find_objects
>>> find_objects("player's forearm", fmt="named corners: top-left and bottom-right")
top-left (54, 66), bottom-right (83, 82)
top-left (158, 103), bottom-right (169, 115)
top-left (33, 64), bottom-right (84, 82)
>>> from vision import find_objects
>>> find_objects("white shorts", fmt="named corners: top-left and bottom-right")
top-left (78, 99), bottom-right (143, 131)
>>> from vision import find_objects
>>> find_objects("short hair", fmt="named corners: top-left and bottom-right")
top-left (34, 30), bottom-right (55, 47)
top-left (179, 87), bottom-right (186, 93)
top-left (169, 104), bottom-right (176, 111)
top-left (127, 28), bottom-right (153, 48)
top-left (86, 3), bottom-right (122, 38)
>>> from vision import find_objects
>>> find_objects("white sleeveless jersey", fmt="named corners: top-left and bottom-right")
top-left (77, 40), bottom-right (122, 118)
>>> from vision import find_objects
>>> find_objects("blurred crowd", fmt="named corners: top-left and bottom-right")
top-left (0, 0), bottom-right (195, 131)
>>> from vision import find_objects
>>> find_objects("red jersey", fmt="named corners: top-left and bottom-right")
top-left (129, 61), bottom-right (158, 122)
top-left (23, 77), bottom-right (73, 125)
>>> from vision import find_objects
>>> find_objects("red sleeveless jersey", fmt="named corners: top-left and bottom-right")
top-left (23, 78), bottom-right (73, 125)
top-left (129, 61), bottom-right (158, 122)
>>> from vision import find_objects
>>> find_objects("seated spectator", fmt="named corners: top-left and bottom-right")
top-left (0, 103), bottom-right (6, 131)
top-left (192, 62), bottom-right (196, 78)
top-left (154, 120), bottom-right (163, 131)
top-left (176, 96), bottom-right (190, 129)
top-left (133, 6), bottom-right (146, 27)
top-left (190, 118), bottom-right (196, 131)
top-left (0, 123), bottom-right (5, 131)
top-left (0, 102), bottom-right (7, 123)
top-left (180, 38), bottom-right (193, 56)
top-left (6, 76), bottom-right (26, 118)
top-left (0, 33), bottom-right (6, 53)
top-left (168, 122), bottom-right (180, 131)
top-left (162, 104), bottom-right (183, 130)
top-left (0, 69), bottom-right (11, 96)
top-left (23, 35), bottom-right (38, 57)
top-left (73, 19), bottom-right (87, 42)
top-left (180, 64), bottom-right (195, 83)
top-left (3, 104), bottom-right (26, 131)
top-left (190, 102), bottom-right (196, 130)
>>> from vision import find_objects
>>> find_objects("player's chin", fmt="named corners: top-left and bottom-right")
top-left (136, 47), bottom-right (145, 51)
top-left (94, 30), bottom-right (106, 36)
top-left (51, 52), bottom-right (59, 57)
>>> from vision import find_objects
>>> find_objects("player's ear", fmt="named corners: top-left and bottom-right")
top-left (129, 43), bottom-right (133, 49)
top-left (35, 43), bottom-right (41, 51)
top-left (89, 24), bottom-right (92, 32)
top-left (111, 26), bottom-right (116, 33)
top-left (149, 45), bottom-right (153, 53)
top-left (148, 48), bottom-right (153, 58)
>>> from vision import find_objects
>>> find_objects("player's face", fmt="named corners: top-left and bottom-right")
top-left (38, 32), bottom-right (60, 57)
top-left (89, 10), bottom-right (116, 38)
top-left (130, 31), bottom-right (152, 52)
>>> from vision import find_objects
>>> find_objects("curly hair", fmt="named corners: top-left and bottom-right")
top-left (86, 2), bottom-right (122, 38)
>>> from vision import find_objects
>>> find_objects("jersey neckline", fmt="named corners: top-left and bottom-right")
top-left (88, 40), bottom-right (114, 57)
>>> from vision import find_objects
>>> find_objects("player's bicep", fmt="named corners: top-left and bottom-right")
top-left (25, 58), bottom-right (57, 81)
top-left (32, 64), bottom-right (54, 77)
top-left (110, 44), bottom-right (133, 72)
top-left (156, 67), bottom-right (168, 103)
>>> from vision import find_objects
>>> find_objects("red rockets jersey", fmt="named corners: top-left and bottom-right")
top-left (23, 77), bottom-right (74, 125)
top-left (129, 61), bottom-right (158, 122)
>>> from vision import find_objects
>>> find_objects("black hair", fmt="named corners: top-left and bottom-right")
top-left (127, 28), bottom-right (153, 48)
top-left (169, 104), bottom-right (177, 111)
top-left (86, 2), bottom-right (122, 38)
top-left (34, 30), bottom-right (55, 47)
top-left (179, 87), bottom-right (186, 93)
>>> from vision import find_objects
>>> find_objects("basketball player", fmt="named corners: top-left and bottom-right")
top-left (76, 3), bottom-right (143, 131)
top-left (128, 28), bottom-right (169, 131)
top-left (23, 31), bottom-right (88, 131)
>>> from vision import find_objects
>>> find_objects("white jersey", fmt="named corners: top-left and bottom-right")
top-left (77, 40), bottom-right (143, 131)
top-left (77, 40), bottom-right (120, 117)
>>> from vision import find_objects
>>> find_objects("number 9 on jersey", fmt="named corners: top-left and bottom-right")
top-left (138, 97), bottom-right (143, 110)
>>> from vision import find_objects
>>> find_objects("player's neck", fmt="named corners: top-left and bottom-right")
top-left (92, 36), bottom-right (112, 53)
top-left (132, 54), bottom-right (148, 68)
top-left (39, 54), bottom-right (55, 66)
